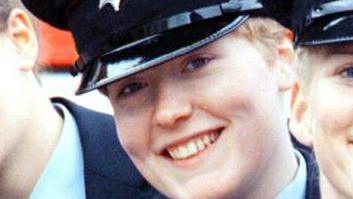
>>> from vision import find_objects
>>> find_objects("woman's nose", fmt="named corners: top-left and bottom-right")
top-left (152, 82), bottom-right (192, 129)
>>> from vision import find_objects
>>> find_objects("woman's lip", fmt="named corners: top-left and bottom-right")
top-left (160, 127), bottom-right (225, 168)
top-left (159, 127), bottom-right (225, 154)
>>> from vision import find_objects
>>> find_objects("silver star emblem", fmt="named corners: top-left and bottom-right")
top-left (99, 0), bottom-right (122, 12)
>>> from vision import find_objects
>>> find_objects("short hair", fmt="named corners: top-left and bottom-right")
top-left (235, 17), bottom-right (291, 65)
top-left (296, 47), bottom-right (318, 89)
top-left (0, 0), bottom-right (20, 31)
top-left (296, 43), bottom-right (352, 93)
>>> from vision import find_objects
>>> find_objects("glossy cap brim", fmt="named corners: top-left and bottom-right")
top-left (298, 13), bottom-right (353, 46)
top-left (76, 15), bottom-right (249, 94)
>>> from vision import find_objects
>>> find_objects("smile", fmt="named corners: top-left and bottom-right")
top-left (164, 129), bottom-right (222, 161)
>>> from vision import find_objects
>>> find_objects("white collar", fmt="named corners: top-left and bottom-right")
top-left (275, 150), bottom-right (307, 199)
top-left (29, 103), bottom-right (86, 199)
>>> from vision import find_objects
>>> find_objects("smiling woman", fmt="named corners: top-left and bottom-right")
top-left (107, 23), bottom-right (299, 198)
top-left (20, 0), bottom-right (320, 198)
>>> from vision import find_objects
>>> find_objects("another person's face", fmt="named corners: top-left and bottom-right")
top-left (0, 10), bottom-right (37, 164)
top-left (0, 28), bottom-right (27, 163)
top-left (107, 32), bottom-right (290, 198)
top-left (293, 44), bottom-right (353, 197)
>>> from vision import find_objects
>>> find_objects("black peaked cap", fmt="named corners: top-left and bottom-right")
top-left (22, 0), bottom-right (265, 93)
top-left (22, 0), bottom-right (225, 59)
top-left (262, 0), bottom-right (353, 46)
top-left (260, 0), bottom-right (295, 29)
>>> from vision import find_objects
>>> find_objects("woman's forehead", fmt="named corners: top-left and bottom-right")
top-left (327, 43), bottom-right (353, 55)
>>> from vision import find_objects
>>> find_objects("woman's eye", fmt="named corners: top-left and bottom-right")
top-left (340, 67), bottom-right (353, 78)
top-left (118, 82), bottom-right (147, 97)
top-left (183, 57), bottom-right (212, 72)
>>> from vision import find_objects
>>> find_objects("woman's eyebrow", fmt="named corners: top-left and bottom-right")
top-left (327, 44), bottom-right (353, 55)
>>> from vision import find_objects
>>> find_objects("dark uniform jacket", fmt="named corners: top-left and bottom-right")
top-left (52, 98), bottom-right (163, 199)
top-left (292, 136), bottom-right (321, 199)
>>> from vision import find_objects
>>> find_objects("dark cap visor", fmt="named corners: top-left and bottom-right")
top-left (76, 15), bottom-right (249, 94)
top-left (296, 0), bottom-right (353, 47)
top-left (298, 12), bottom-right (353, 46)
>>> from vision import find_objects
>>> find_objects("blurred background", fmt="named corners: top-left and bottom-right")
top-left (34, 19), bottom-right (113, 114)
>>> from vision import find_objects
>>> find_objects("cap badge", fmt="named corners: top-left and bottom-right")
top-left (99, 0), bottom-right (122, 12)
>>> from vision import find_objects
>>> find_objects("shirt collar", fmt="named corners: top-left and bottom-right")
top-left (275, 150), bottom-right (307, 199)
top-left (29, 103), bottom-right (86, 199)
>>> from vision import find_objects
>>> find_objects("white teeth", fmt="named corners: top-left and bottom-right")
top-left (169, 151), bottom-right (177, 159)
top-left (196, 140), bottom-right (205, 151)
top-left (179, 147), bottom-right (189, 159)
top-left (166, 132), bottom-right (219, 160)
top-left (202, 135), bottom-right (211, 145)
top-left (187, 142), bottom-right (198, 154)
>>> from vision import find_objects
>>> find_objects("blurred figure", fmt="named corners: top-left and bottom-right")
top-left (33, 20), bottom-right (113, 114)
top-left (22, 0), bottom-right (320, 198)
top-left (263, 0), bottom-right (353, 198)
top-left (0, 1), bottom-right (160, 198)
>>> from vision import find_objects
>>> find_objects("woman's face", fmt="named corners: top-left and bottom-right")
top-left (107, 33), bottom-right (291, 199)
top-left (300, 44), bottom-right (353, 198)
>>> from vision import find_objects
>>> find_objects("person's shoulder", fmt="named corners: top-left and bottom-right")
top-left (51, 97), bottom-right (164, 198)
top-left (51, 97), bottom-right (113, 124)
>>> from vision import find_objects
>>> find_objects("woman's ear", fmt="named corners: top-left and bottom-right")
top-left (275, 30), bottom-right (296, 92)
top-left (7, 8), bottom-right (38, 72)
top-left (289, 83), bottom-right (313, 147)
